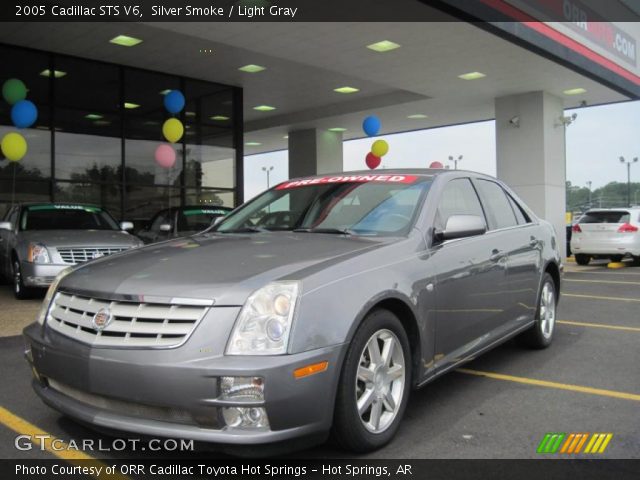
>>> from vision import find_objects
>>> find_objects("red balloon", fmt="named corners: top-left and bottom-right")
top-left (366, 152), bottom-right (381, 169)
top-left (429, 161), bottom-right (444, 169)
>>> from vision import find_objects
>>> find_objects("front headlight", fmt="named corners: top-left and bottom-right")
top-left (27, 243), bottom-right (51, 264)
top-left (36, 267), bottom-right (73, 325)
top-left (226, 281), bottom-right (300, 355)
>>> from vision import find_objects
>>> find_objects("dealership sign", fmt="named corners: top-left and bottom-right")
top-left (276, 174), bottom-right (419, 189)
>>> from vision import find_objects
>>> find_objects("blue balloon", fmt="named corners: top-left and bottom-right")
top-left (164, 90), bottom-right (185, 114)
top-left (362, 116), bottom-right (381, 137)
top-left (11, 100), bottom-right (38, 129)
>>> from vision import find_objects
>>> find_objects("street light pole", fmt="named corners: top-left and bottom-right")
top-left (586, 180), bottom-right (592, 207)
top-left (262, 166), bottom-right (274, 189)
top-left (448, 155), bottom-right (463, 170)
top-left (619, 156), bottom-right (638, 207)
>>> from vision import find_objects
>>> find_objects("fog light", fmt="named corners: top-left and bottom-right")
top-left (219, 377), bottom-right (264, 401)
top-left (222, 407), bottom-right (269, 429)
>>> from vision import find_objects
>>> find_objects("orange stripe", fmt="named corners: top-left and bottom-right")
top-left (574, 433), bottom-right (589, 453)
top-left (560, 434), bottom-right (575, 453)
top-left (567, 434), bottom-right (581, 453)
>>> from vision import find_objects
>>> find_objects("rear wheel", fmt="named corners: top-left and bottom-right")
top-left (610, 255), bottom-right (624, 263)
top-left (332, 309), bottom-right (411, 452)
top-left (575, 254), bottom-right (590, 266)
top-left (517, 273), bottom-right (557, 349)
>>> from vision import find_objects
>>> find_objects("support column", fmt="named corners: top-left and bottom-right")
top-left (495, 91), bottom-right (567, 257)
top-left (288, 129), bottom-right (343, 178)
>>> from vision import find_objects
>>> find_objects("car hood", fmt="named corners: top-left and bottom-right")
top-left (60, 232), bottom-right (394, 305)
top-left (19, 230), bottom-right (139, 248)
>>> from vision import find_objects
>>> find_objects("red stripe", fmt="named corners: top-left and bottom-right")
top-left (476, 0), bottom-right (640, 86)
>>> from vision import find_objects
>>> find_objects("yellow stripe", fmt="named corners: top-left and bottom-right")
top-left (0, 406), bottom-right (128, 479)
top-left (558, 320), bottom-right (640, 333)
top-left (565, 279), bottom-right (640, 285)
top-left (590, 434), bottom-right (606, 453)
top-left (563, 293), bottom-right (640, 303)
top-left (584, 433), bottom-right (599, 453)
top-left (598, 434), bottom-right (613, 453)
top-left (456, 369), bottom-right (640, 402)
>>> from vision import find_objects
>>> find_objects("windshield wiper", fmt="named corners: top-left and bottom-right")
top-left (293, 227), bottom-right (354, 235)
top-left (220, 226), bottom-right (270, 233)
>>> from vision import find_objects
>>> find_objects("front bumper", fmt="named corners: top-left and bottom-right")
top-left (23, 320), bottom-right (346, 445)
top-left (21, 262), bottom-right (68, 287)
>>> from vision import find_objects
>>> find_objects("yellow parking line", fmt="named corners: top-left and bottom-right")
top-left (0, 406), bottom-right (127, 479)
top-left (456, 369), bottom-right (640, 402)
top-left (565, 279), bottom-right (640, 286)
top-left (558, 320), bottom-right (640, 333)
top-left (563, 293), bottom-right (640, 303)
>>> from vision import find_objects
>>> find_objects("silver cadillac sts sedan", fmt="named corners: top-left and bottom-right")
top-left (24, 170), bottom-right (561, 452)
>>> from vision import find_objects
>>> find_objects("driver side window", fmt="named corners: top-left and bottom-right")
top-left (435, 178), bottom-right (485, 231)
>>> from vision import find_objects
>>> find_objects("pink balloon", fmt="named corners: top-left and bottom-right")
top-left (155, 143), bottom-right (176, 169)
top-left (429, 161), bottom-right (444, 169)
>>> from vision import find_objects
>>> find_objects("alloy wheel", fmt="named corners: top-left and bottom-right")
top-left (539, 281), bottom-right (556, 339)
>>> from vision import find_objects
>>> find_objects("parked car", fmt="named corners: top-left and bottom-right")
top-left (0, 203), bottom-right (142, 299)
top-left (570, 207), bottom-right (640, 265)
top-left (24, 170), bottom-right (561, 452)
top-left (136, 205), bottom-right (232, 244)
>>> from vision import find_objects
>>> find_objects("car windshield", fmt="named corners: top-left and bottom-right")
top-left (215, 174), bottom-right (432, 236)
top-left (20, 205), bottom-right (120, 231)
top-left (178, 208), bottom-right (230, 232)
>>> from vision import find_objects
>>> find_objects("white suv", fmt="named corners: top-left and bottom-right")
top-left (570, 207), bottom-right (640, 265)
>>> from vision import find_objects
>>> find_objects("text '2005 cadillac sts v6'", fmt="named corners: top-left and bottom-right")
top-left (23, 169), bottom-right (561, 453)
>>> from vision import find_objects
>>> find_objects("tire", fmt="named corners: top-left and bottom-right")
top-left (575, 254), bottom-right (590, 266)
top-left (610, 255), bottom-right (623, 263)
top-left (632, 256), bottom-right (640, 267)
top-left (12, 257), bottom-right (32, 300)
top-left (332, 309), bottom-right (411, 452)
top-left (517, 273), bottom-right (557, 349)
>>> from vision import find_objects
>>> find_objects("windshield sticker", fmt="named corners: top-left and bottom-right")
top-left (184, 209), bottom-right (229, 216)
top-left (276, 174), bottom-right (418, 190)
top-left (28, 205), bottom-right (102, 213)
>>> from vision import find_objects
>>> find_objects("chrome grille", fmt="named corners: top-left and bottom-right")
top-left (47, 292), bottom-right (207, 348)
top-left (57, 247), bottom-right (129, 264)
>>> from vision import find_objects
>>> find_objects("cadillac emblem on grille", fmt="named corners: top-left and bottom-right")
top-left (91, 308), bottom-right (113, 331)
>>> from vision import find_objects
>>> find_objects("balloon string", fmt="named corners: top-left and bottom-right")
top-left (11, 162), bottom-right (16, 207)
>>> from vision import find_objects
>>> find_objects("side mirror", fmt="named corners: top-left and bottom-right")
top-left (120, 221), bottom-right (134, 231)
top-left (436, 215), bottom-right (486, 242)
top-left (159, 223), bottom-right (172, 232)
top-left (211, 216), bottom-right (224, 227)
top-left (0, 221), bottom-right (12, 231)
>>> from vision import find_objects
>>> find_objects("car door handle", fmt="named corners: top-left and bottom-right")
top-left (490, 249), bottom-right (505, 262)
top-left (529, 237), bottom-right (538, 247)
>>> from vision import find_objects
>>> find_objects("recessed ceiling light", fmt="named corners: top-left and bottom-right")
top-left (407, 114), bottom-right (428, 119)
top-left (93, 120), bottom-right (111, 126)
top-left (40, 69), bottom-right (67, 78)
top-left (124, 102), bottom-right (140, 109)
top-left (85, 114), bottom-right (103, 120)
top-left (334, 86), bottom-right (360, 94)
top-left (458, 71), bottom-right (486, 80)
top-left (253, 105), bottom-right (276, 112)
top-left (185, 111), bottom-right (196, 117)
top-left (110, 35), bottom-right (143, 47)
top-left (143, 120), bottom-right (160, 126)
top-left (328, 127), bottom-right (347, 132)
top-left (563, 87), bottom-right (587, 95)
top-left (367, 40), bottom-right (401, 52)
top-left (36, 126), bottom-right (49, 130)
top-left (159, 89), bottom-right (171, 95)
top-left (210, 115), bottom-right (230, 121)
top-left (245, 141), bottom-right (262, 146)
top-left (239, 64), bottom-right (266, 73)
top-left (283, 135), bottom-right (289, 139)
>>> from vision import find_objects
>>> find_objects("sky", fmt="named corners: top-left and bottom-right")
top-left (243, 100), bottom-right (640, 200)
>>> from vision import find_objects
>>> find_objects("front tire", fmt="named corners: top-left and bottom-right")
top-left (12, 258), bottom-right (32, 300)
top-left (518, 273), bottom-right (557, 349)
top-left (332, 309), bottom-right (411, 452)
top-left (575, 254), bottom-right (590, 265)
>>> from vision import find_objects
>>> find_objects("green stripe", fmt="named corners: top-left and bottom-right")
top-left (537, 433), bottom-right (553, 453)
top-left (550, 433), bottom-right (566, 453)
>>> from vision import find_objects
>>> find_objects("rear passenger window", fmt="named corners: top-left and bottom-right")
top-left (506, 194), bottom-right (530, 225)
top-left (475, 180), bottom-right (518, 230)
top-left (435, 178), bottom-right (485, 230)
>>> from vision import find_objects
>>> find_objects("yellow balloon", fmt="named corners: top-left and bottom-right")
top-left (1, 132), bottom-right (27, 162)
top-left (371, 139), bottom-right (389, 157)
top-left (162, 118), bottom-right (184, 143)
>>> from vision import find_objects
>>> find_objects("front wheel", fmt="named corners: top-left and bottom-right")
top-left (12, 258), bottom-right (32, 300)
top-left (332, 309), bottom-right (411, 452)
top-left (517, 273), bottom-right (557, 349)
